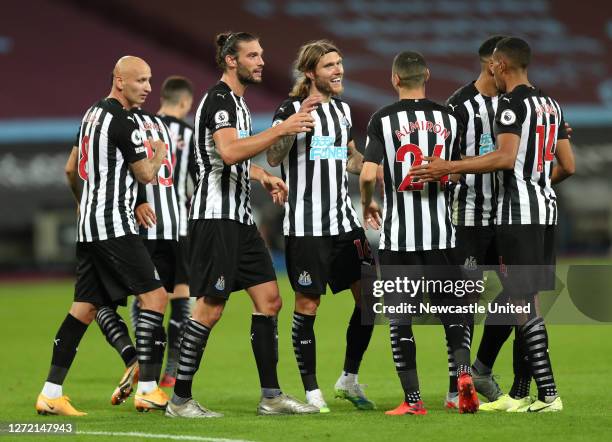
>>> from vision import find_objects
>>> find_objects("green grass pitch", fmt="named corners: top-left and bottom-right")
top-left (1, 277), bottom-right (611, 441)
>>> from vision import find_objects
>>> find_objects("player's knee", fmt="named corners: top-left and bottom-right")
top-left (69, 302), bottom-right (97, 324)
top-left (270, 295), bottom-right (282, 315)
top-left (139, 288), bottom-right (168, 313)
top-left (295, 293), bottom-right (319, 315)
top-left (192, 297), bottom-right (225, 328)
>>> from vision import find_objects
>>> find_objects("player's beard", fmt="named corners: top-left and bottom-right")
top-left (237, 62), bottom-right (261, 85)
top-left (314, 76), bottom-right (342, 96)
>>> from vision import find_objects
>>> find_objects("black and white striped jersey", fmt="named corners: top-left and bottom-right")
top-left (272, 97), bottom-right (361, 236)
top-left (494, 85), bottom-right (567, 225)
top-left (159, 114), bottom-right (196, 237)
top-left (364, 99), bottom-right (460, 252)
top-left (132, 109), bottom-right (179, 241)
top-left (446, 82), bottom-right (498, 226)
top-left (190, 81), bottom-right (253, 225)
top-left (76, 98), bottom-right (148, 242)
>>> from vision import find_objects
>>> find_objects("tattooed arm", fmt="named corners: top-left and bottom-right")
top-left (266, 134), bottom-right (296, 167)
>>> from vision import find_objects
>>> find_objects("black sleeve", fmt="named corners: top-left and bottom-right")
top-left (187, 132), bottom-right (198, 185)
top-left (74, 126), bottom-right (81, 148)
top-left (363, 115), bottom-right (385, 164)
top-left (557, 109), bottom-right (568, 140)
top-left (272, 99), bottom-right (296, 127)
top-left (136, 182), bottom-right (147, 206)
top-left (451, 129), bottom-right (461, 161)
top-left (203, 93), bottom-right (238, 135)
top-left (111, 113), bottom-right (148, 164)
top-left (494, 95), bottom-right (525, 137)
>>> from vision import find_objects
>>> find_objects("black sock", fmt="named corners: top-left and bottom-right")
top-left (343, 306), bottom-right (373, 374)
top-left (251, 314), bottom-right (281, 391)
top-left (446, 343), bottom-right (458, 393)
top-left (46, 314), bottom-right (88, 385)
top-left (519, 317), bottom-right (558, 401)
top-left (130, 297), bottom-right (140, 332)
top-left (135, 309), bottom-right (164, 382)
top-left (390, 322), bottom-right (419, 402)
top-left (445, 323), bottom-right (472, 392)
top-left (474, 324), bottom-right (513, 374)
top-left (444, 324), bottom-right (471, 369)
top-left (95, 306), bottom-right (136, 367)
top-left (173, 319), bottom-right (210, 400)
top-left (152, 325), bottom-right (167, 383)
top-left (166, 298), bottom-right (190, 376)
top-left (509, 331), bottom-right (531, 399)
top-left (291, 312), bottom-right (317, 391)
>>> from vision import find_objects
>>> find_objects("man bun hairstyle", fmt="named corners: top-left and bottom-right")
top-left (215, 31), bottom-right (258, 70)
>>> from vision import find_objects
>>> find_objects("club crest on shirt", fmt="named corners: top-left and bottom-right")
top-left (298, 271), bottom-right (312, 287)
top-left (215, 276), bottom-right (225, 291)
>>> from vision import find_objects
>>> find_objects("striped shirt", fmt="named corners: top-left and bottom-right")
top-left (272, 97), bottom-right (361, 236)
top-left (190, 81), bottom-right (253, 225)
top-left (494, 85), bottom-right (567, 225)
top-left (133, 109), bottom-right (179, 240)
top-left (364, 99), bottom-right (460, 252)
top-left (446, 82), bottom-right (499, 226)
top-left (159, 114), bottom-right (196, 237)
top-left (76, 98), bottom-right (147, 242)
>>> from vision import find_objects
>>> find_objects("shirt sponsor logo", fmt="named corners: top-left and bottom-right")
top-left (272, 119), bottom-right (283, 127)
top-left (309, 136), bottom-right (347, 160)
top-left (478, 133), bottom-right (495, 155)
top-left (238, 129), bottom-right (249, 139)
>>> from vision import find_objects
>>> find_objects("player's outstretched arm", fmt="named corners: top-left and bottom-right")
top-left (215, 112), bottom-right (315, 166)
top-left (130, 138), bottom-right (167, 184)
top-left (65, 146), bottom-right (80, 204)
top-left (346, 140), bottom-right (365, 175)
top-left (411, 133), bottom-right (519, 182)
top-left (360, 161), bottom-right (382, 230)
top-left (551, 138), bottom-right (575, 184)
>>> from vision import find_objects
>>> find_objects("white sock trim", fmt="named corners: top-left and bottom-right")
top-left (42, 382), bottom-right (62, 399)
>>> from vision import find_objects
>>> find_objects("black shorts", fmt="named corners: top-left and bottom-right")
top-left (496, 224), bottom-right (556, 295)
top-left (143, 239), bottom-right (178, 293)
top-left (377, 248), bottom-right (468, 324)
top-left (74, 235), bottom-right (163, 307)
top-left (454, 225), bottom-right (497, 267)
top-left (174, 236), bottom-right (190, 286)
top-left (189, 219), bottom-right (276, 300)
top-left (285, 228), bottom-right (373, 295)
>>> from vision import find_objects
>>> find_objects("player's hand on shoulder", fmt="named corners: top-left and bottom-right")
top-left (363, 200), bottom-right (382, 230)
top-left (278, 112), bottom-right (315, 136)
top-left (135, 202), bottom-right (156, 228)
top-left (299, 94), bottom-right (323, 114)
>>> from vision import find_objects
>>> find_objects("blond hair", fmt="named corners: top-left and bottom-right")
top-left (289, 40), bottom-right (341, 98)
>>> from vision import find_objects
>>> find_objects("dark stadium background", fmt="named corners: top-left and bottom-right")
top-left (2, 0), bottom-right (611, 275)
